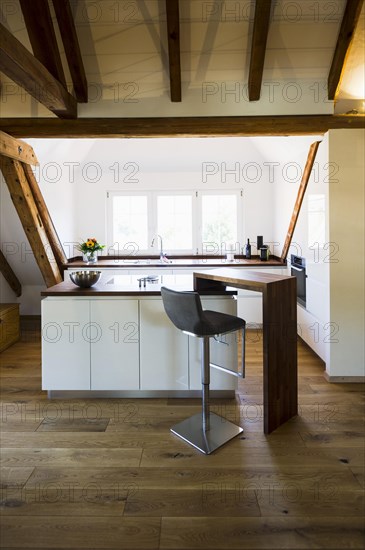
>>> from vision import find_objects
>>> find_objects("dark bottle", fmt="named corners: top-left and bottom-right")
top-left (245, 238), bottom-right (251, 259)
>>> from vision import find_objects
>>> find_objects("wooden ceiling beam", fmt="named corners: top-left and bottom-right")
top-left (0, 115), bottom-right (363, 138)
top-left (165, 0), bottom-right (182, 102)
top-left (0, 250), bottom-right (22, 297)
top-left (248, 0), bottom-right (272, 101)
top-left (281, 141), bottom-right (321, 261)
top-left (0, 22), bottom-right (77, 119)
top-left (0, 131), bottom-right (39, 166)
top-left (52, 0), bottom-right (88, 103)
top-left (19, 0), bottom-right (66, 87)
top-left (22, 163), bottom-right (67, 272)
top-left (0, 157), bottom-right (63, 287)
top-left (328, 0), bottom-right (364, 100)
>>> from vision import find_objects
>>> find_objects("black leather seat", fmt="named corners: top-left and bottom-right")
top-left (161, 287), bottom-right (246, 454)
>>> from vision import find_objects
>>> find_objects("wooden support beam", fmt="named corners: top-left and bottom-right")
top-left (328, 0), bottom-right (364, 100)
top-left (0, 22), bottom-right (77, 119)
top-left (52, 0), bottom-right (88, 103)
top-left (0, 131), bottom-right (38, 166)
top-left (281, 141), bottom-right (321, 261)
top-left (248, 0), bottom-right (272, 101)
top-left (165, 0), bottom-right (182, 102)
top-left (0, 249), bottom-right (22, 297)
top-left (0, 157), bottom-right (63, 287)
top-left (19, 0), bottom-right (66, 88)
top-left (22, 163), bottom-right (67, 272)
top-left (0, 115), bottom-right (364, 138)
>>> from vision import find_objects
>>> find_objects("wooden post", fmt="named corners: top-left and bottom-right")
top-left (0, 131), bottom-right (39, 166)
top-left (0, 157), bottom-right (63, 288)
top-left (281, 141), bottom-right (321, 261)
top-left (22, 163), bottom-right (67, 273)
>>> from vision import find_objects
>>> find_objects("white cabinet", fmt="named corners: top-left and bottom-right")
top-left (42, 299), bottom-right (90, 390)
top-left (90, 299), bottom-right (139, 390)
top-left (42, 298), bottom-right (139, 391)
top-left (139, 298), bottom-right (189, 390)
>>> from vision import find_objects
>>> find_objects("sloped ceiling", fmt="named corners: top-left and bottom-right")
top-left (0, 0), bottom-right (364, 118)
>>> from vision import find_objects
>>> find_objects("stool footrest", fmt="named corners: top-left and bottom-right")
top-left (170, 412), bottom-right (243, 455)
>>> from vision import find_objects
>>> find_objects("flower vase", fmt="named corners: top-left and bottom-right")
top-left (83, 252), bottom-right (97, 264)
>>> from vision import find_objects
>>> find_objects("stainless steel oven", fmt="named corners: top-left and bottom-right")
top-left (290, 254), bottom-right (306, 307)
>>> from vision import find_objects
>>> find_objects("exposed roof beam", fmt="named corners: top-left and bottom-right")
top-left (281, 141), bottom-right (321, 261)
top-left (19, 0), bottom-right (66, 87)
top-left (328, 0), bottom-right (364, 100)
top-left (248, 0), bottom-right (272, 101)
top-left (0, 157), bottom-right (63, 287)
top-left (22, 163), bottom-right (67, 271)
top-left (0, 249), bottom-right (22, 297)
top-left (52, 0), bottom-right (88, 103)
top-left (165, 0), bottom-right (182, 102)
top-left (0, 116), bottom-right (363, 138)
top-left (0, 22), bottom-right (77, 119)
top-left (0, 131), bottom-right (39, 165)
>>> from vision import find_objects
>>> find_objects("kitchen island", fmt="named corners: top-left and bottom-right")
top-left (41, 275), bottom-right (239, 398)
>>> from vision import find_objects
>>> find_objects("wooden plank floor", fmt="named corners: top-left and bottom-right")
top-left (0, 327), bottom-right (364, 549)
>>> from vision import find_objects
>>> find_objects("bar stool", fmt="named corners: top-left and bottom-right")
top-left (160, 287), bottom-right (246, 454)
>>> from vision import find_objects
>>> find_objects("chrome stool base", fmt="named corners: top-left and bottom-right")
top-left (171, 412), bottom-right (243, 455)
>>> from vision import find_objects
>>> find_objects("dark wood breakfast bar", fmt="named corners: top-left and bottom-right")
top-left (193, 268), bottom-right (298, 434)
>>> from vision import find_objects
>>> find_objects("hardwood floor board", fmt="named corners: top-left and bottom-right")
top-left (296, 404), bottom-right (365, 422)
top-left (123, 488), bottom-right (261, 517)
top-left (139, 444), bottom-right (361, 469)
top-left (0, 448), bottom-right (142, 468)
top-left (0, 431), bottom-right (167, 449)
top-left (0, 487), bottom-right (126, 516)
top-left (0, 516), bottom-right (161, 549)
top-left (0, 420), bottom-right (43, 432)
top-left (22, 466), bottom-right (361, 493)
top-left (298, 393), bottom-right (364, 405)
top-left (300, 430), bottom-right (365, 447)
top-left (0, 467), bottom-right (35, 489)
top-left (106, 417), bottom-right (188, 433)
top-left (0, 365), bottom-right (40, 378)
top-left (36, 418), bottom-right (110, 432)
top-left (0, 399), bottom-right (145, 421)
top-left (159, 516), bottom-right (365, 549)
top-left (349, 466), bottom-right (364, 488)
top-left (256, 489), bottom-right (365, 517)
top-left (308, 383), bottom-right (365, 394)
top-left (0, 389), bottom-right (44, 400)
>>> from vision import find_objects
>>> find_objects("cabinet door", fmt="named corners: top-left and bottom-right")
top-left (139, 299), bottom-right (189, 390)
top-left (189, 298), bottom-right (237, 391)
top-left (90, 299), bottom-right (139, 390)
top-left (42, 299), bottom-right (90, 390)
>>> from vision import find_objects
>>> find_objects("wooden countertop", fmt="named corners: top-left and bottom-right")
top-left (41, 279), bottom-right (237, 297)
top-left (193, 268), bottom-right (294, 293)
top-left (66, 256), bottom-right (286, 269)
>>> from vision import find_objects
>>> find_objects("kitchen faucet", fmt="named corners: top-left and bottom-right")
top-left (151, 234), bottom-right (166, 262)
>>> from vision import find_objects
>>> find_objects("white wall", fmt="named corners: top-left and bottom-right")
top-left (0, 135), bottom-right (322, 314)
top-left (327, 129), bottom-right (365, 378)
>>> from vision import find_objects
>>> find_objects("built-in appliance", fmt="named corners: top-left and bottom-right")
top-left (290, 254), bottom-right (307, 307)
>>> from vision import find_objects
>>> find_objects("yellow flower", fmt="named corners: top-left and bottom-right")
top-left (86, 240), bottom-right (94, 248)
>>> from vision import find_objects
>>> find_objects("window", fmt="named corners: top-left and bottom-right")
top-left (107, 190), bottom-right (243, 255)
top-left (112, 194), bottom-right (148, 250)
top-left (202, 193), bottom-right (238, 244)
top-left (157, 194), bottom-right (193, 250)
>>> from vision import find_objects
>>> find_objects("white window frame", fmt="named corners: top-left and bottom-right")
top-left (107, 189), bottom-right (243, 255)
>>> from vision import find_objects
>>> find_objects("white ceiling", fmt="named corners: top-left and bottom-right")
top-left (0, 0), bottom-right (364, 117)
